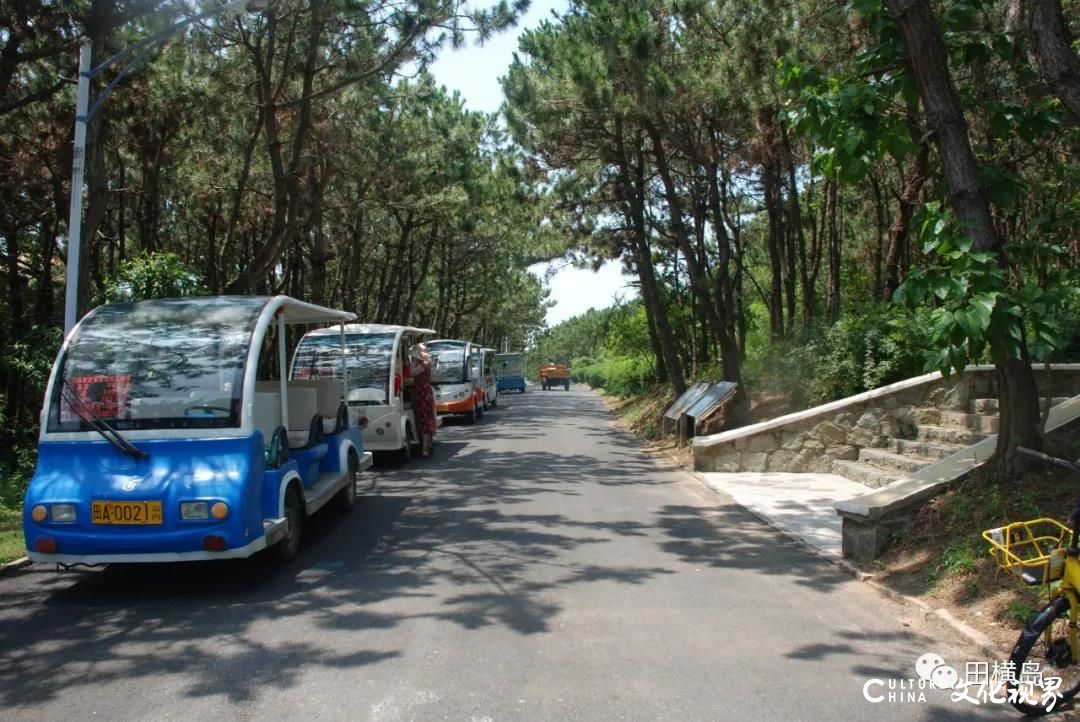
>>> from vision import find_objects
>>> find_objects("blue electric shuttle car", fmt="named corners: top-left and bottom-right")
top-left (23, 295), bottom-right (372, 565)
top-left (495, 352), bottom-right (527, 393)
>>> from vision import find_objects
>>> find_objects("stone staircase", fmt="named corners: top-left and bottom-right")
top-left (832, 396), bottom-right (1069, 488)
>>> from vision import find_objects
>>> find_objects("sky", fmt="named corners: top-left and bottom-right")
top-left (427, 0), bottom-right (638, 328)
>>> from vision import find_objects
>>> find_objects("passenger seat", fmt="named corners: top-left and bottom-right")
top-left (291, 379), bottom-right (345, 434)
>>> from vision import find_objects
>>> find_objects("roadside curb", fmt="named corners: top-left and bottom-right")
top-left (0, 557), bottom-right (30, 577)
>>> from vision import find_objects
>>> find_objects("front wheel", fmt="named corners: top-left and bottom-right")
top-left (275, 486), bottom-right (304, 562)
top-left (1008, 595), bottom-right (1080, 715)
top-left (398, 425), bottom-right (414, 464)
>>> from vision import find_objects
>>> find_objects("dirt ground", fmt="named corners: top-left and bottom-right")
top-left (866, 422), bottom-right (1080, 652)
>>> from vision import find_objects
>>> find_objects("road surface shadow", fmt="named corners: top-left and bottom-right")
top-left (0, 386), bottom-right (958, 716)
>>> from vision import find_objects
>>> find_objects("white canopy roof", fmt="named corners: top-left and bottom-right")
top-left (303, 323), bottom-right (437, 337)
top-left (264, 296), bottom-right (356, 325)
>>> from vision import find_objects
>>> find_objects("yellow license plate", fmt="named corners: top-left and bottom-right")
top-left (91, 501), bottom-right (163, 525)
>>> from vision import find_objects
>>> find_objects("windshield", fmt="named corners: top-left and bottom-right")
top-left (497, 356), bottom-right (523, 377)
top-left (292, 332), bottom-right (395, 405)
top-left (428, 342), bottom-right (467, 385)
top-left (47, 297), bottom-right (265, 432)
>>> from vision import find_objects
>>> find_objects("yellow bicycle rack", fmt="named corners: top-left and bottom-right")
top-left (983, 518), bottom-right (1072, 586)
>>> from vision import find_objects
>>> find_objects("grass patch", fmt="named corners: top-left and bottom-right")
top-left (0, 507), bottom-right (24, 564)
top-left (593, 382), bottom-right (676, 441)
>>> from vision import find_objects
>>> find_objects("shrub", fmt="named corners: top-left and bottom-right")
top-left (572, 354), bottom-right (656, 396)
top-left (745, 306), bottom-right (931, 408)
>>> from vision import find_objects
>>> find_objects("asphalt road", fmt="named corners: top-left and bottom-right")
top-left (0, 386), bottom-right (1011, 721)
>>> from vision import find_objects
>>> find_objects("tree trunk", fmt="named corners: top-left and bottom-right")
top-left (229, 2), bottom-right (324, 293)
top-left (885, 0), bottom-right (1042, 469)
top-left (869, 173), bottom-right (886, 301)
top-left (1029, 0), bottom-right (1080, 121)
top-left (621, 128), bottom-right (686, 393)
top-left (782, 124), bottom-right (808, 329)
top-left (825, 179), bottom-right (841, 322)
top-left (883, 103), bottom-right (930, 301)
top-left (219, 111), bottom-right (264, 293)
top-left (757, 108), bottom-right (785, 339)
top-left (137, 133), bottom-right (166, 252)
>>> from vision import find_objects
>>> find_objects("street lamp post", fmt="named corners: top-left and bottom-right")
top-left (64, 40), bottom-right (92, 336)
top-left (63, 0), bottom-right (269, 335)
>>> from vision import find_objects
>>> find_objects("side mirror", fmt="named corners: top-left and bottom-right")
top-left (470, 367), bottom-right (480, 382)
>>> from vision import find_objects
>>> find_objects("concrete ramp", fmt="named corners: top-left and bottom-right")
top-left (699, 472), bottom-right (868, 560)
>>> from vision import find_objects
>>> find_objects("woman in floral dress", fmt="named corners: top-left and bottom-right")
top-left (410, 344), bottom-right (436, 456)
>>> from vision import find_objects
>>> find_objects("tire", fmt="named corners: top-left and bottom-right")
top-left (564, 380), bottom-right (569, 391)
top-left (398, 425), bottom-right (413, 464)
top-left (275, 486), bottom-right (303, 562)
top-left (335, 454), bottom-right (358, 513)
top-left (1008, 595), bottom-right (1080, 715)
top-left (467, 403), bottom-right (478, 424)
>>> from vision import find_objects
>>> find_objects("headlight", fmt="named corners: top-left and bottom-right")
top-left (180, 501), bottom-right (209, 520)
top-left (51, 504), bottom-right (77, 522)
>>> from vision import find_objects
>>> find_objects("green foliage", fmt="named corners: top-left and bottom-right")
top-left (895, 203), bottom-right (1080, 376)
top-left (0, 446), bottom-right (37, 511)
top-left (933, 541), bottom-right (980, 581)
top-left (0, 506), bottom-right (24, 564)
top-left (105, 252), bottom-right (207, 303)
top-left (573, 355), bottom-right (656, 397)
top-left (1003, 600), bottom-right (1039, 626)
top-left (529, 300), bottom-right (658, 397)
top-left (744, 307), bottom-right (930, 408)
top-left (0, 326), bottom-right (60, 495)
top-left (0, 326), bottom-right (60, 400)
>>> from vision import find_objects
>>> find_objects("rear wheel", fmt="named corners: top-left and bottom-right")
top-left (1008, 595), bottom-right (1080, 715)
top-left (275, 486), bottom-right (303, 562)
top-left (335, 454), bottom-right (358, 512)
top-left (564, 380), bottom-right (570, 390)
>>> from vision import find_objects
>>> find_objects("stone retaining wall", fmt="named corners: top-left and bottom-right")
top-left (692, 365), bottom-right (1080, 474)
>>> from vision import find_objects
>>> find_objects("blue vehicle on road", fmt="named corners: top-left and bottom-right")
top-left (23, 295), bottom-right (371, 565)
top-left (495, 352), bottom-right (527, 394)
